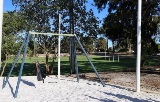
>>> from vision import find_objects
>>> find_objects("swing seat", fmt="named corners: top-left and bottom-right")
top-left (36, 61), bottom-right (46, 83)
top-left (37, 67), bottom-right (46, 81)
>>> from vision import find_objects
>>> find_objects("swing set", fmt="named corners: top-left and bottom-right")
top-left (2, 31), bottom-right (105, 98)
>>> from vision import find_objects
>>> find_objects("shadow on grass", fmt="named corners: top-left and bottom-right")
top-left (1, 57), bottom-right (136, 77)
top-left (2, 63), bottom-right (37, 77)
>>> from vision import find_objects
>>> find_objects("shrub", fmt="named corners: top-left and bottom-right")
top-left (118, 48), bottom-right (129, 52)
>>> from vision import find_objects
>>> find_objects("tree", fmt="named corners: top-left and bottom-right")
top-left (12, 0), bottom-right (100, 48)
top-left (94, 0), bottom-right (160, 66)
top-left (1, 12), bottom-right (24, 76)
top-left (61, 37), bottom-right (70, 53)
top-left (12, 0), bottom-right (100, 74)
top-left (80, 36), bottom-right (95, 53)
top-left (99, 26), bottom-right (109, 53)
top-left (152, 15), bottom-right (160, 42)
top-left (97, 37), bottom-right (107, 52)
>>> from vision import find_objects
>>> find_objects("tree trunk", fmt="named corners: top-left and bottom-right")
top-left (129, 43), bottom-right (132, 53)
top-left (127, 38), bottom-right (132, 53)
top-left (107, 38), bottom-right (109, 54)
top-left (1, 54), bottom-right (8, 77)
top-left (45, 53), bottom-right (50, 75)
top-left (50, 47), bottom-right (58, 75)
top-left (112, 41), bottom-right (115, 54)
top-left (44, 44), bottom-right (46, 54)
top-left (69, 0), bottom-right (76, 74)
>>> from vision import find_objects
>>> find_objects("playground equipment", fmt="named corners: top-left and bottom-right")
top-left (34, 61), bottom-right (46, 83)
top-left (2, 31), bottom-right (105, 98)
top-left (0, 0), bottom-right (143, 96)
top-left (2, 33), bottom-right (30, 98)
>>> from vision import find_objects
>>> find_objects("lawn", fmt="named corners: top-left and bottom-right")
top-left (1, 55), bottom-right (136, 77)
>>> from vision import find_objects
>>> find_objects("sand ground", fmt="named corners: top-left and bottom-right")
top-left (0, 75), bottom-right (160, 102)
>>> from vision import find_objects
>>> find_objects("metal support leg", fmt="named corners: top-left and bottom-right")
top-left (14, 34), bottom-right (30, 98)
top-left (74, 44), bottom-right (79, 82)
top-left (75, 35), bottom-right (105, 87)
top-left (70, 37), bottom-right (72, 74)
top-left (2, 36), bottom-right (27, 89)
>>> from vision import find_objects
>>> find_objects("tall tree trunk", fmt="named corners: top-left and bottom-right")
top-left (69, 0), bottom-right (76, 74)
top-left (112, 41), bottom-right (115, 54)
top-left (107, 38), bottom-right (109, 54)
top-left (127, 38), bottom-right (132, 53)
top-left (129, 42), bottom-right (132, 53)
top-left (45, 53), bottom-right (50, 75)
top-left (44, 43), bottom-right (46, 54)
top-left (50, 47), bottom-right (58, 75)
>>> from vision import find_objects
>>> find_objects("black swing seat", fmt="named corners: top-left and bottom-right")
top-left (36, 61), bottom-right (46, 83)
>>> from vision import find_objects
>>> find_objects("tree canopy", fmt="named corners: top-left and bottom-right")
top-left (2, 12), bottom-right (25, 58)
top-left (94, 0), bottom-right (160, 54)
top-left (11, 0), bottom-right (100, 54)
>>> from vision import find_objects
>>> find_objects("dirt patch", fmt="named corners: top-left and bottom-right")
top-left (77, 72), bottom-right (160, 93)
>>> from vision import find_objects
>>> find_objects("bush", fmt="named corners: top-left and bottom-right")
top-left (118, 48), bottom-right (129, 52)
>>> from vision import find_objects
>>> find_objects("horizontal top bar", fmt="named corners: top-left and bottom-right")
top-left (29, 31), bottom-right (75, 36)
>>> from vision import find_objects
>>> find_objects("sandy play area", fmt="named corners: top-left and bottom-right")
top-left (0, 76), bottom-right (160, 102)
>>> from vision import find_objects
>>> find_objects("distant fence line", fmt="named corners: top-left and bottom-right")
top-left (9, 52), bottom-right (134, 58)
top-left (33, 52), bottom-right (114, 57)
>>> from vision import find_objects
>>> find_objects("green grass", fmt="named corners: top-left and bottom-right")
top-left (1, 55), bottom-right (136, 77)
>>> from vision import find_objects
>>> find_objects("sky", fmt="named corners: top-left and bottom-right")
top-left (3, 0), bottom-right (108, 20)
top-left (3, 0), bottom-right (112, 47)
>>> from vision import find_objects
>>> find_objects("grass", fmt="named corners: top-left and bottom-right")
top-left (0, 55), bottom-right (136, 77)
